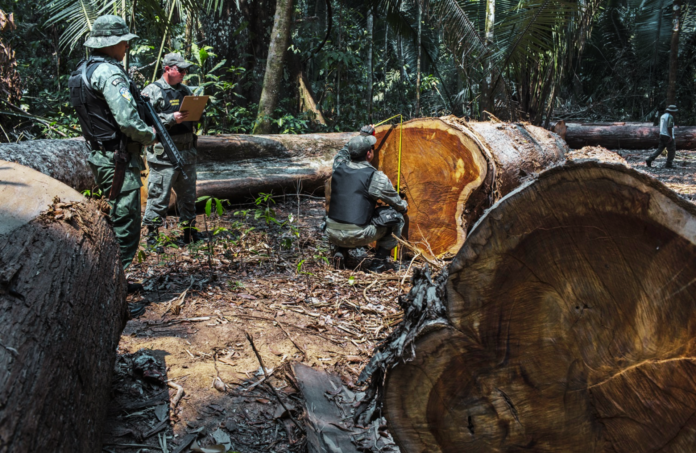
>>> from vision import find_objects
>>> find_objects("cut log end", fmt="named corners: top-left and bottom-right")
top-left (374, 118), bottom-right (488, 258)
top-left (385, 161), bottom-right (696, 453)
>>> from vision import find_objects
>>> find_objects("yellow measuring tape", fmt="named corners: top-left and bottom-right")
top-left (373, 114), bottom-right (403, 261)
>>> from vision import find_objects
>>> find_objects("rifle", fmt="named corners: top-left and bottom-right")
top-left (135, 89), bottom-right (188, 180)
top-left (108, 84), bottom-right (188, 200)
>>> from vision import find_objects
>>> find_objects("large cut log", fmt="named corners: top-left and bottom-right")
top-left (381, 160), bottom-right (696, 452)
top-left (0, 161), bottom-right (127, 452)
top-left (372, 117), bottom-right (566, 257)
top-left (194, 132), bottom-right (354, 199)
top-left (0, 138), bottom-right (95, 191)
top-left (552, 119), bottom-right (696, 149)
top-left (0, 133), bottom-right (355, 201)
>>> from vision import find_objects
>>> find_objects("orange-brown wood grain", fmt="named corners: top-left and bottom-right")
top-left (374, 119), bottom-right (487, 257)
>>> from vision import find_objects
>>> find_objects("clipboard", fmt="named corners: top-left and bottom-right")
top-left (179, 95), bottom-right (210, 122)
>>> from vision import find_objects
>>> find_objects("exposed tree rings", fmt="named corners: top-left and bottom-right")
top-left (374, 118), bottom-right (487, 258)
top-left (383, 326), bottom-right (477, 452)
top-left (443, 161), bottom-right (696, 452)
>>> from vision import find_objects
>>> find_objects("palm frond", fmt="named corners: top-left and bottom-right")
top-left (45, 0), bottom-right (117, 52)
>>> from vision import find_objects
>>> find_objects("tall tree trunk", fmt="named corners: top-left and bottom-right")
top-left (367, 11), bottom-right (374, 122)
top-left (481, 0), bottom-right (495, 118)
top-left (383, 23), bottom-right (389, 113)
top-left (666, 0), bottom-right (682, 105)
top-left (253, 0), bottom-right (294, 134)
top-left (415, 0), bottom-right (422, 116)
top-left (650, 0), bottom-right (666, 108)
top-left (336, 0), bottom-right (342, 118)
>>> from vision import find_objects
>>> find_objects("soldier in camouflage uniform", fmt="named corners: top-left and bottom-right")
top-left (142, 53), bottom-right (202, 244)
top-left (69, 15), bottom-right (155, 287)
top-left (326, 125), bottom-right (408, 272)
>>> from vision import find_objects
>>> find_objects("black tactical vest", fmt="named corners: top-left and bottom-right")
top-left (69, 57), bottom-right (127, 148)
top-left (328, 164), bottom-right (376, 225)
top-left (152, 81), bottom-right (193, 136)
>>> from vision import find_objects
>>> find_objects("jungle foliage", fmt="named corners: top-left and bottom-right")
top-left (1, 0), bottom-right (696, 143)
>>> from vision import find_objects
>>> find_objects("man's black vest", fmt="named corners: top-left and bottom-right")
top-left (328, 164), bottom-right (376, 225)
top-left (152, 81), bottom-right (194, 136)
top-left (69, 56), bottom-right (129, 148)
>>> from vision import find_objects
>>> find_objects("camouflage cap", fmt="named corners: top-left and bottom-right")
top-left (84, 15), bottom-right (138, 49)
top-left (163, 53), bottom-right (193, 69)
top-left (346, 135), bottom-right (377, 159)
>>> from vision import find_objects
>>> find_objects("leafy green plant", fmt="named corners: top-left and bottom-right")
top-left (254, 192), bottom-right (278, 225)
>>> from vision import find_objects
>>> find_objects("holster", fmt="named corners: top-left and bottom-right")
top-left (108, 139), bottom-right (131, 201)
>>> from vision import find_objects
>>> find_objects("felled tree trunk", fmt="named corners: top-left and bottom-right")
top-left (382, 160), bottom-right (696, 453)
top-left (0, 133), bottom-right (355, 204)
top-left (195, 132), bottom-right (354, 200)
top-left (373, 117), bottom-right (566, 258)
top-left (552, 119), bottom-right (696, 149)
top-left (0, 138), bottom-right (94, 191)
top-left (0, 161), bottom-right (127, 452)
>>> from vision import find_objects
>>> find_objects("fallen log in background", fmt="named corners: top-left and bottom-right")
top-left (553, 119), bottom-right (696, 149)
top-left (0, 133), bottom-right (356, 205)
top-left (0, 161), bottom-right (127, 452)
top-left (380, 160), bottom-right (696, 452)
top-left (372, 117), bottom-right (567, 258)
top-left (194, 132), bottom-right (354, 200)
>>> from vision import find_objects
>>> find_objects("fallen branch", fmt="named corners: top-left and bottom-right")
top-left (245, 332), bottom-right (305, 435)
top-left (168, 381), bottom-right (184, 410)
top-left (392, 234), bottom-right (444, 270)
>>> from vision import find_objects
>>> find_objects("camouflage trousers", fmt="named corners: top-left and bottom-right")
top-left (143, 162), bottom-right (198, 227)
top-left (325, 217), bottom-right (404, 251)
top-left (88, 162), bottom-right (141, 270)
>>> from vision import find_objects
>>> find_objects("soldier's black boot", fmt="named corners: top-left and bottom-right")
top-left (368, 247), bottom-right (397, 273)
top-left (332, 246), bottom-right (348, 269)
top-left (182, 221), bottom-right (204, 244)
top-left (146, 225), bottom-right (159, 246)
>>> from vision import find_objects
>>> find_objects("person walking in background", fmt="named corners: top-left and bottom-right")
top-left (646, 105), bottom-right (678, 169)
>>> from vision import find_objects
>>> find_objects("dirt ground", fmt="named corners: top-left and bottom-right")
top-left (102, 195), bottom-right (408, 453)
top-left (101, 147), bottom-right (696, 453)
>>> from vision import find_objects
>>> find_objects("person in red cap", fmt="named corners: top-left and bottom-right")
top-left (325, 125), bottom-right (408, 272)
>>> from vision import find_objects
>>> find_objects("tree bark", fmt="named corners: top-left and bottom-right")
top-left (415, 0), bottom-right (422, 116)
top-left (367, 11), bottom-right (374, 122)
top-left (253, 0), bottom-right (294, 134)
top-left (667, 0), bottom-right (682, 105)
top-left (382, 160), bottom-right (696, 452)
top-left (552, 120), bottom-right (696, 149)
top-left (0, 160), bottom-right (127, 452)
top-left (0, 134), bottom-right (354, 202)
top-left (0, 138), bottom-right (94, 190)
top-left (372, 117), bottom-right (566, 258)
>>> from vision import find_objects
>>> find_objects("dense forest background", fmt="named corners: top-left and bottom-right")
top-left (1, 0), bottom-right (696, 142)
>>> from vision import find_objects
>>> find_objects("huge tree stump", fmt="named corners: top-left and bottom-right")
top-left (0, 161), bottom-right (127, 452)
top-left (382, 160), bottom-right (696, 452)
top-left (373, 117), bottom-right (566, 258)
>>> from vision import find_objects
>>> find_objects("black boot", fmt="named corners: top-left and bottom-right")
top-left (146, 225), bottom-right (159, 246)
top-left (332, 246), bottom-right (348, 269)
top-left (368, 247), bottom-right (397, 273)
top-left (646, 159), bottom-right (652, 167)
top-left (182, 221), bottom-right (204, 244)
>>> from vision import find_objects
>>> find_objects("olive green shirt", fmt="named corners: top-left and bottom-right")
top-left (142, 77), bottom-right (198, 165)
top-left (86, 54), bottom-right (155, 192)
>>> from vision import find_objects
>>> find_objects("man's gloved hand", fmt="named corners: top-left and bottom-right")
top-left (360, 125), bottom-right (375, 136)
top-left (399, 200), bottom-right (408, 214)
